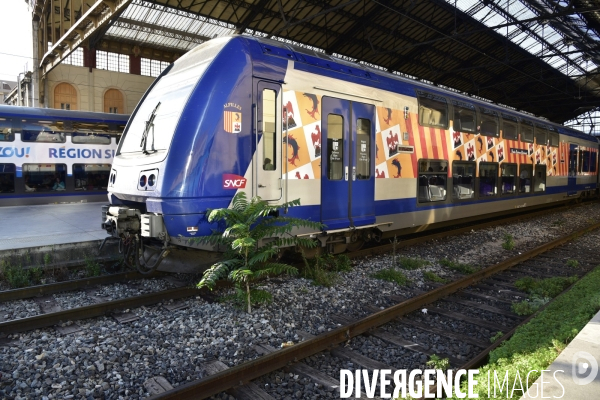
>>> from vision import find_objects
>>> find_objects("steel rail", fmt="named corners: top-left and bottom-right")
top-left (0, 271), bottom-right (165, 303)
top-left (350, 202), bottom-right (576, 258)
top-left (0, 286), bottom-right (198, 334)
top-left (151, 220), bottom-right (600, 400)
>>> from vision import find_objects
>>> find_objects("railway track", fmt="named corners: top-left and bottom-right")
top-left (0, 202), bottom-right (580, 334)
top-left (0, 201), bottom-right (593, 336)
top-left (0, 273), bottom-right (192, 333)
top-left (145, 220), bottom-right (600, 399)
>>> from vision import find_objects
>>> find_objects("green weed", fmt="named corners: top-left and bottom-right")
top-left (301, 253), bottom-right (353, 287)
top-left (511, 297), bottom-right (550, 316)
top-left (372, 268), bottom-right (408, 286)
top-left (502, 234), bottom-right (515, 250)
top-left (4, 265), bottom-right (30, 288)
top-left (514, 276), bottom-right (578, 298)
top-left (423, 271), bottom-right (446, 283)
top-left (439, 258), bottom-right (475, 274)
top-left (84, 255), bottom-right (102, 277)
top-left (490, 331), bottom-right (504, 343)
top-left (398, 257), bottom-right (430, 270)
top-left (566, 259), bottom-right (579, 268)
top-left (426, 354), bottom-right (450, 370)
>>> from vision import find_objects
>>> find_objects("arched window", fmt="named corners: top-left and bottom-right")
top-left (104, 89), bottom-right (124, 114)
top-left (54, 83), bottom-right (77, 110)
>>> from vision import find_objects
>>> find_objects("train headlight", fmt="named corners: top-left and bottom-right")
top-left (148, 174), bottom-right (156, 187)
top-left (138, 169), bottom-right (159, 191)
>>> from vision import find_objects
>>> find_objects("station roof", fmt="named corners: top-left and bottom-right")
top-left (36, 0), bottom-right (600, 124)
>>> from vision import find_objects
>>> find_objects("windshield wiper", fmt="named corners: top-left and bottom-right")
top-left (140, 101), bottom-right (161, 154)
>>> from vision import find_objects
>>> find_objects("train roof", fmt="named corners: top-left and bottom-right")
top-left (242, 36), bottom-right (598, 144)
top-left (0, 105), bottom-right (129, 124)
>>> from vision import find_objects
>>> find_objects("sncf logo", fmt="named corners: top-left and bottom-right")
top-left (222, 174), bottom-right (247, 189)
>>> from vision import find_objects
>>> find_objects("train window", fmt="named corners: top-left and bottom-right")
top-left (417, 91), bottom-right (448, 129)
top-left (534, 126), bottom-right (548, 146)
top-left (23, 164), bottom-right (67, 193)
top-left (548, 131), bottom-right (559, 147)
top-left (452, 161), bottom-right (475, 200)
top-left (355, 118), bottom-right (371, 179)
top-left (534, 165), bottom-right (546, 192)
top-left (502, 121), bottom-right (518, 140)
top-left (519, 164), bottom-right (533, 194)
top-left (21, 123), bottom-right (66, 143)
top-left (579, 149), bottom-right (590, 173)
top-left (591, 151), bottom-right (597, 173)
top-left (0, 163), bottom-right (15, 193)
top-left (451, 100), bottom-right (476, 133)
top-left (72, 132), bottom-right (112, 145)
top-left (0, 119), bottom-right (14, 142)
top-left (327, 114), bottom-right (344, 180)
top-left (478, 107), bottom-right (499, 137)
top-left (521, 121), bottom-right (534, 143)
top-left (479, 163), bottom-right (498, 197)
top-left (262, 89), bottom-right (277, 171)
top-left (501, 164), bottom-right (517, 195)
top-left (501, 114), bottom-right (518, 140)
top-left (73, 164), bottom-right (111, 190)
top-left (569, 146), bottom-right (577, 176)
top-left (417, 159), bottom-right (447, 202)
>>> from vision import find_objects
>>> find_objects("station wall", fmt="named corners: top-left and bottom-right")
top-left (46, 64), bottom-right (154, 113)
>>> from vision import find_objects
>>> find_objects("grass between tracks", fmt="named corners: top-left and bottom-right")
top-left (448, 265), bottom-right (600, 399)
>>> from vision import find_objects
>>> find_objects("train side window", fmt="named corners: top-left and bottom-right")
top-left (451, 100), bottom-right (476, 133)
top-left (73, 164), bottom-right (111, 190)
top-left (23, 164), bottom-right (67, 193)
top-left (0, 163), bottom-right (16, 193)
top-left (0, 119), bottom-right (14, 142)
top-left (327, 114), bottom-right (344, 180)
top-left (262, 89), bottom-right (277, 171)
top-left (519, 164), bottom-right (533, 194)
top-left (72, 132), bottom-right (111, 145)
top-left (479, 162), bottom-right (498, 197)
top-left (534, 126), bottom-right (548, 146)
top-left (501, 163), bottom-right (517, 195)
top-left (501, 113), bottom-right (518, 140)
top-left (417, 159), bottom-right (447, 203)
top-left (534, 165), bottom-right (546, 192)
top-left (452, 161), bottom-right (475, 200)
top-left (521, 121), bottom-right (533, 143)
top-left (502, 121), bottom-right (518, 140)
top-left (355, 118), bottom-right (371, 179)
top-left (417, 91), bottom-right (448, 129)
top-left (479, 107), bottom-right (499, 137)
top-left (579, 149), bottom-right (590, 173)
top-left (591, 151), bottom-right (597, 173)
top-left (548, 130), bottom-right (559, 147)
top-left (569, 146), bottom-right (578, 176)
top-left (21, 125), bottom-right (66, 143)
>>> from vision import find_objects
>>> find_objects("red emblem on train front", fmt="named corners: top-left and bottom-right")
top-left (222, 174), bottom-right (246, 189)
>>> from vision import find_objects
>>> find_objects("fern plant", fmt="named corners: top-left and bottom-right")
top-left (197, 192), bottom-right (324, 313)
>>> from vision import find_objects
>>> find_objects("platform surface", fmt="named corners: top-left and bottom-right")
top-left (521, 309), bottom-right (600, 399)
top-left (0, 202), bottom-right (107, 251)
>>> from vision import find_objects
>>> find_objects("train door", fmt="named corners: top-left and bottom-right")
top-left (255, 81), bottom-right (282, 200)
top-left (321, 97), bottom-right (375, 230)
top-left (568, 143), bottom-right (578, 195)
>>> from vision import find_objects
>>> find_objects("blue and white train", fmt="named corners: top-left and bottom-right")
top-left (102, 36), bottom-right (599, 272)
top-left (0, 105), bottom-right (129, 206)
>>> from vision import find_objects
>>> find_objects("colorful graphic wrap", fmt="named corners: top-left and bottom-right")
top-left (279, 91), bottom-right (596, 180)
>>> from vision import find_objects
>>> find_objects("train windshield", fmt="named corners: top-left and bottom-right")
top-left (119, 38), bottom-right (228, 154)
